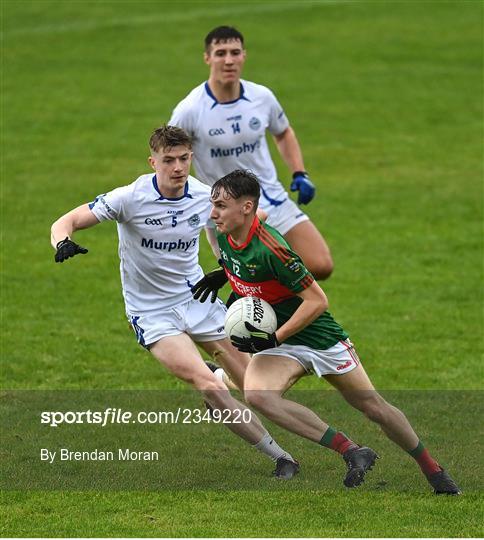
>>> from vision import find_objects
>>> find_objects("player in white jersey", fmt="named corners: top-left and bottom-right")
top-left (169, 25), bottom-right (333, 280)
top-left (50, 125), bottom-right (299, 480)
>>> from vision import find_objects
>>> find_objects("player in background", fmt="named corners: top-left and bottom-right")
top-left (192, 169), bottom-right (461, 494)
top-left (50, 126), bottom-right (299, 480)
top-left (169, 25), bottom-right (333, 281)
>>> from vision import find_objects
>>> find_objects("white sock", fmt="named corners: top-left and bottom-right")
top-left (253, 433), bottom-right (294, 462)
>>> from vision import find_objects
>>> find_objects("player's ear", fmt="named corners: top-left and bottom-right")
top-left (204, 51), bottom-right (210, 65)
top-left (242, 199), bottom-right (254, 215)
top-left (148, 156), bottom-right (156, 170)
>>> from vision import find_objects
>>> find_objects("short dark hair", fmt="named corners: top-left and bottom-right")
top-left (211, 169), bottom-right (260, 210)
top-left (204, 26), bottom-right (244, 52)
top-left (149, 125), bottom-right (192, 153)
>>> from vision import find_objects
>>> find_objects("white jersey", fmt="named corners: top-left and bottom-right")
top-left (169, 79), bottom-right (290, 211)
top-left (89, 174), bottom-right (211, 315)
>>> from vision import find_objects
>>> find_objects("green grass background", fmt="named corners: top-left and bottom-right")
top-left (1, 0), bottom-right (483, 537)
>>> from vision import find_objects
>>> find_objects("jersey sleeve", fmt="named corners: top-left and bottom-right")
top-left (88, 184), bottom-right (132, 223)
top-left (265, 88), bottom-right (290, 136)
top-left (266, 241), bottom-right (314, 294)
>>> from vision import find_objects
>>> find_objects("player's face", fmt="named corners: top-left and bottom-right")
top-left (210, 189), bottom-right (253, 234)
top-left (149, 145), bottom-right (192, 196)
top-left (204, 39), bottom-right (246, 84)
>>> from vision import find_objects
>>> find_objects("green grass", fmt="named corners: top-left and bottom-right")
top-left (2, 491), bottom-right (483, 538)
top-left (1, 0), bottom-right (483, 537)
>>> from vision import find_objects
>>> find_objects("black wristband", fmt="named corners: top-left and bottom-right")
top-left (292, 171), bottom-right (307, 179)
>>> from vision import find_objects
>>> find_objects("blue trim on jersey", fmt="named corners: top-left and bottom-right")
top-left (204, 82), bottom-right (251, 109)
top-left (88, 195), bottom-right (101, 209)
top-left (260, 186), bottom-right (287, 207)
top-left (152, 175), bottom-right (193, 200)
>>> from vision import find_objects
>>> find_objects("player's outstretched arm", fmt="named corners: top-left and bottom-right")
top-left (273, 127), bottom-right (315, 205)
top-left (51, 204), bottom-right (100, 262)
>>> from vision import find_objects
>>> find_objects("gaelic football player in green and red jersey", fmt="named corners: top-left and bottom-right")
top-left (192, 169), bottom-right (460, 494)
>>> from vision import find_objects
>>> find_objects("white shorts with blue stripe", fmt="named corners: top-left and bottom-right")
top-left (127, 297), bottom-right (227, 349)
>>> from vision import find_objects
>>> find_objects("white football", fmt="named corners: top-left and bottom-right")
top-left (224, 296), bottom-right (277, 340)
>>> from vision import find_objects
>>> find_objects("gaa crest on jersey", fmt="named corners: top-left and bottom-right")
top-left (285, 257), bottom-right (301, 273)
top-left (249, 117), bottom-right (261, 130)
top-left (188, 214), bottom-right (201, 228)
top-left (144, 217), bottom-right (163, 227)
top-left (208, 128), bottom-right (226, 136)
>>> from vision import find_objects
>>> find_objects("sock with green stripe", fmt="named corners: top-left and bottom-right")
top-left (319, 426), bottom-right (358, 455)
top-left (408, 440), bottom-right (442, 477)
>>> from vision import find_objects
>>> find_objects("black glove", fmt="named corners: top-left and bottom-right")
top-left (231, 322), bottom-right (279, 353)
top-left (192, 267), bottom-right (228, 303)
top-left (55, 237), bottom-right (88, 263)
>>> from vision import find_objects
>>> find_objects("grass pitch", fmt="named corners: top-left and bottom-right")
top-left (2, 0), bottom-right (483, 537)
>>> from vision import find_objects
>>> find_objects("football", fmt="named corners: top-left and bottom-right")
top-left (224, 296), bottom-right (277, 339)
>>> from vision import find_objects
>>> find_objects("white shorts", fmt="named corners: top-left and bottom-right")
top-left (127, 298), bottom-right (227, 348)
top-left (252, 338), bottom-right (360, 377)
top-left (265, 197), bottom-right (309, 236)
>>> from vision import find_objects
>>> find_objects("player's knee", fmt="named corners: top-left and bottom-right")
top-left (359, 396), bottom-right (387, 424)
top-left (310, 256), bottom-right (334, 280)
top-left (199, 376), bottom-right (234, 412)
top-left (244, 389), bottom-right (275, 413)
top-left (194, 373), bottom-right (226, 394)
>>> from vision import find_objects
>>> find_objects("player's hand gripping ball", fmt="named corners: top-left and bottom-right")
top-left (225, 297), bottom-right (279, 352)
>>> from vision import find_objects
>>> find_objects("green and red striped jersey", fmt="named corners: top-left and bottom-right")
top-left (217, 217), bottom-right (348, 350)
